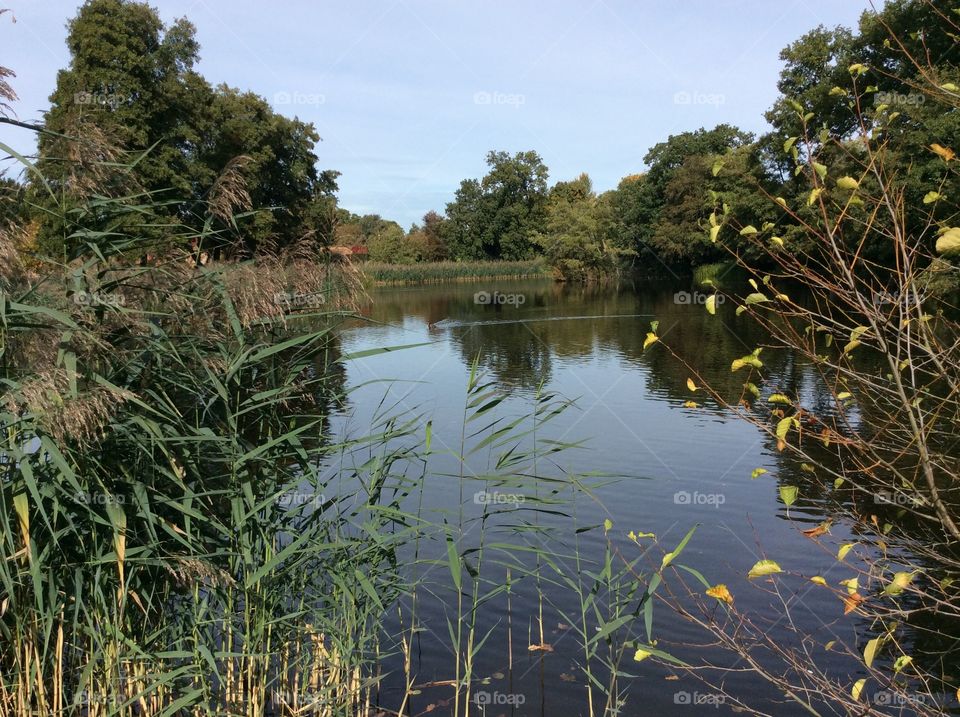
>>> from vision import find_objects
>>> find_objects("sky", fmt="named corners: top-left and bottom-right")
top-left (1, 0), bottom-right (875, 228)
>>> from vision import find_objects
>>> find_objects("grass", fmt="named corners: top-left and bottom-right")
top-left (361, 259), bottom-right (548, 285)
top-left (0, 150), bottom-right (693, 716)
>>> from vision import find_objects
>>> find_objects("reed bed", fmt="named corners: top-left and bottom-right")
top-left (361, 260), bottom-right (548, 285)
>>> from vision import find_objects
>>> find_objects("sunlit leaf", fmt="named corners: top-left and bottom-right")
top-left (841, 577), bottom-right (859, 595)
top-left (844, 593), bottom-right (865, 615)
top-left (810, 576), bottom-right (828, 585)
top-left (936, 227), bottom-right (960, 256)
top-left (643, 333), bottom-right (658, 351)
top-left (808, 187), bottom-right (824, 205)
top-left (780, 486), bottom-right (798, 506)
top-left (705, 294), bottom-right (717, 314)
top-left (739, 225), bottom-right (758, 236)
top-left (894, 656), bottom-right (913, 673)
top-left (747, 560), bottom-right (782, 579)
top-left (836, 176), bottom-right (859, 190)
top-left (686, 378), bottom-right (698, 392)
top-left (751, 467), bottom-right (768, 479)
top-left (864, 637), bottom-right (881, 667)
top-left (851, 678), bottom-right (867, 701)
top-left (930, 143), bottom-right (956, 162)
top-left (768, 393), bottom-right (791, 404)
top-left (923, 191), bottom-right (942, 204)
top-left (884, 571), bottom-right (914, 596)
top-left (705, 584), bottom-right (734, 605)
top-left (838, 543), bottom-right (855, 561)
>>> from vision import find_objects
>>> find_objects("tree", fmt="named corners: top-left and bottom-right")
top-left (445, 150), bottom-right (548, 260)
top-left (531, 174), bottom-right (627, 281)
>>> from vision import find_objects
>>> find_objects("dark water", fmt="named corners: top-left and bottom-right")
top-left (324, 278), bottom-right (946, 716)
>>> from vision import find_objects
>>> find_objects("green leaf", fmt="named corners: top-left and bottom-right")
top-left (661, 525), bottom-right (698, 570)
top-left (864, 637), bottom-right (881, 667)
top-left (739, 225), bottom-right (758, 236)
top-left (751, 467), bottom-right (768, 479)
top-left (923, 191), bottom-right (942, 204)
top-left (780, 486), bottom-right (798, 506)
top-left (836, 176), bottom-right (859, 190)
top-left (705, 295), bottom-right (717, 315)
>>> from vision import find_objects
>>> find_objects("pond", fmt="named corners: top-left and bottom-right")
top-left (323, 278), bottom-right (946, 716)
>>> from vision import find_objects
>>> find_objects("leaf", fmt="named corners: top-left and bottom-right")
top-left (705, 584), bottom-right (734, 605)
top-left (802, 521), bottom-right (831, 539)
top-left (829, 86), bottom-right (847, 96)
top-left (643, 332), bottom-right (658, 351)
top-left (744, 382), bottom-right (760, 398)
top-left (844, 339), bottom-right (861, 354)
top-left (682, 400), bottom-right (699, 408)
top-left (841, 577), bottom-right (859, 595)
top-left (661, 525), bottom-right (698, 570)
top-left (739, 225), bottom-right (758, 236)
top-left (838, 543), bottom-right (855, 560)
top-left (711, 158), bottom-right (725, 176)
top-left (884, 571), bottom-right (913, 596)
top-left (810, 576), bottom-right (828, 585)
top-left (780, 486), bottom-right (798, 506)
top-left (705, 294), bottom-right (717, 314)
top-left (844, 593), bottom-right (865, 615)
top-left (775, 417), bottom-right (795, 441)
top-left (941, 82), bottom-right (959, 92)
top-left (603, 518), bottom-right (613, 532)
top-left (837, 391), bottom-right (852, 401)
top-left (748, 560), bottom-right (782, 579)
top-left (848, 63), bottom-right (868, 76)
top-left (836, 176), bottom-right (859, 190)
top-left (930, 143), bottom-right (956, 162)
top-left (686, 378), bottom-right (698, 392)
top-left (808, 187), bottom-right (824, 206)
top-left (745, 292), bottom-right (769, 305)
top-left (768, 393), bottom-right (791, 404)
top-left (923, 191), bottom-right (942, 204)
top-left (851, 678), bottom-right (867, 701)
top-left (864, 637), bottom-right (881, 667)
top-left (770, 236), bottom-right (784, 248)
top-left (893, 655), bottom-right (913, 673)
top-left (751, 467), bottom-right (768, 479)
top-left (633, 647), bottom-right (652, 662)
top-left (709, 224), bottom-right (721, 243)
top-left (812, 162), bottom-right (828, 181)
top-left (936, 227), bottom-right (960, 256)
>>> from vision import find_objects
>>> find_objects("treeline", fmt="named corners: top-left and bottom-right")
top-left (1, 0), bottom-right (958, 281)
top-left (340, 0), bottom-right (959, 280)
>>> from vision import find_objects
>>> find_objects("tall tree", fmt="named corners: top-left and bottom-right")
top-left (445, 150), bottom-right (548, 260)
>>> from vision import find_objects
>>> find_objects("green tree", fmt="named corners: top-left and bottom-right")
top-left (445, 150), bottom-right (548, 260)
top-left (531, 173), bottom-right (626, 281)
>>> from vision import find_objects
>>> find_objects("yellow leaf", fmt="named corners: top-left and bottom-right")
top-left (709, 224), bottom-right (721, 243)
top-left (686, 377), bottom-right (698, 392)
top-left (852, 678), bottom-right (867, 701)
top-left (706, 584), bottom-right (734, 605)
top-left (603, 518), bottom-right (613, 532)
top-left (682, 400), bottom-right (699, 408)
top-left (936, 227), bottom-right (960, 257)
top-left (838, 543), bottom-right (855, 561)
top-left (643, 332), bottom-right (658, 351)
top-left (751, 467), bottom-right (768, 479)
top-left (768, 393), bottom-right (791, 405)
top-left (884, 571), bottom-right (913, 596)
top-left (841, 577), bottom-right (859, 595)
top-left (748, 560), bottom-right (782, 579)
top-left (633, 647), bottom-right (652, 662)
top-left (930, 143), bottom-right (956, 162)
top-left (810, 576), bottom-right (827, 585)
top-left (864, 637), bottom-right (881, 668)
top-left (836, 176), bottom-right (859, 190)
top-left (808, 187), bottom-right (824, 206)
top-left (705, 294), bottom-right (716, 315)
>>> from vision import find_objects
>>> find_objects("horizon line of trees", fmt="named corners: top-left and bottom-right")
top-left (1, 0), bottom-right (957, 282)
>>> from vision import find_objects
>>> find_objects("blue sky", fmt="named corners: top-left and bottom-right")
top-left (2, 0), bottom-right (873, 228)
